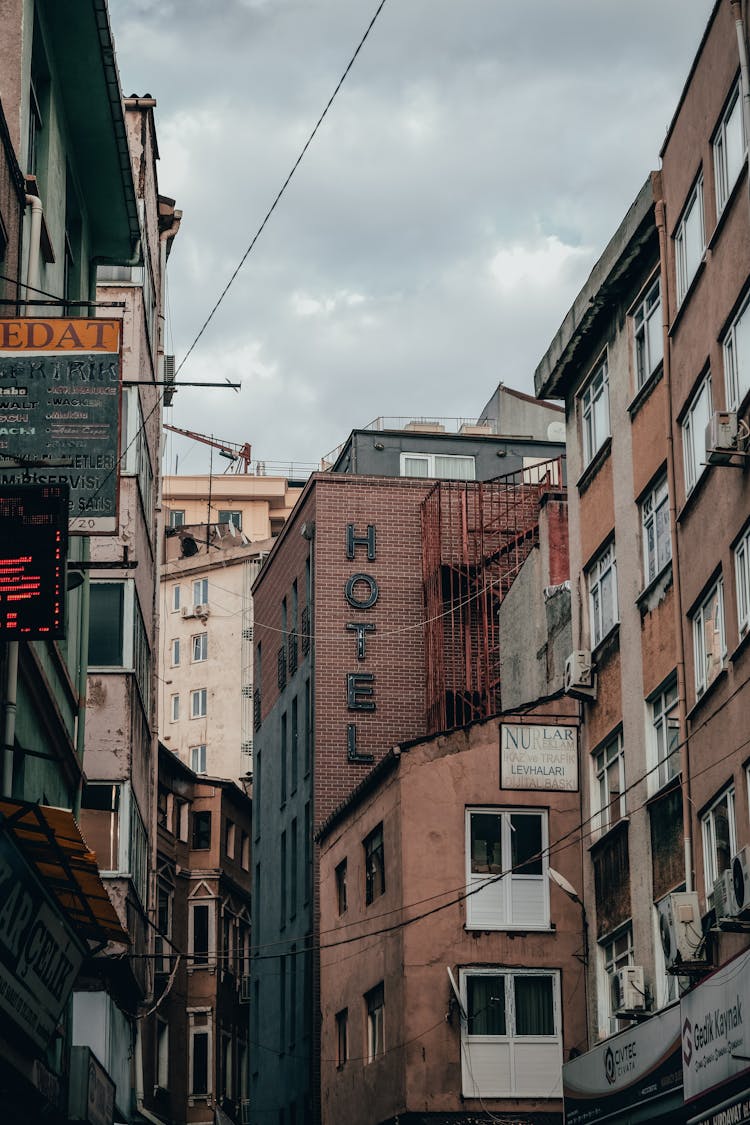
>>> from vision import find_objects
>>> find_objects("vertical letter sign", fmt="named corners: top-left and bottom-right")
top-left (0, 318), bottom-right (122, 534)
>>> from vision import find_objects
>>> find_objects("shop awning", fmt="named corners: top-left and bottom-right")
top-left (0, 800), bottom-right (129, 945)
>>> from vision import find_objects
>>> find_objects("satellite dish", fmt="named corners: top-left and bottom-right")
top-left (548, 867), bottom-right (581, 902)
top-left (447, 967), bottom-right (468, 1021)
top-left (180, 535), bottom-right (199, 558)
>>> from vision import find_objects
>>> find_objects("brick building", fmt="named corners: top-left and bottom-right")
top-left (249, 415), bottom-right (567, 1125)
top-left (534, 2), bottom-right (750, 1121)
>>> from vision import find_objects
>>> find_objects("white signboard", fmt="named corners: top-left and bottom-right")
top-left (500, 723), bottom-right (578, 791)
top-left (681, 948), bottom-right (750, 1102)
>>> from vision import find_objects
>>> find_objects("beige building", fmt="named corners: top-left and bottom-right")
top-left (159, 475), bottom-right (303, 781)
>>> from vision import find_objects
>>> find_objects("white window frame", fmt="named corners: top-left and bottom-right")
top-left (188, 1011), bottom-right (213, 1098)
top-left (633, 278), bottom-right (663, 389)
top-left (171, 638), bottom-right (180, 667)
top-left (399, 452), bottom-right (476, 480)
top-left (714, 81), bottom-right (746, 214)
top-left (192, 632), bottom-right (208, 663)
top-left (675, 177), bottom-right (705, 304)
top-left (189, 899), bottom-right (216, 967)
top-left (592, 731), bottom-right (626, 837)
top-left (172, 585), bottom-right (181, 612)
top-left (190, 744), bottom-right (207, 774)
top-left (588, 542), bottom-right (618, 648)
top-left (702, 787), bottom-right (736, 902)
top-left (682, 374), bottom-right (712, 496)
top-left (598, 925), bottom-right (634, 1037)
top-left (736, 524), bottom-right (750, 639)
top-left (365, 982), bottom-right (384, 1063)
top-left (465, 808), bottom-right (549, 931)
top-left (459, 967), bottom-right (562, 1098)
top-left (193, 578), bottom-right (209, 605)
top-left (120, 386), bottom-right (154, 530)
top-left (641, 476), bottom-right (671, 586)
top-left (170, 694), bottom-right (180, 723)
top-left (649, 678), bottom-right (680, 793)
top-left (191, 688), bottom-right (208, 719)
top-left (692, 578), bottom-right (726, 697)
top-left (724, 291), bottom-right (750, 411)
top-left (156, 1018), bottom-right (169, 1090)
top-left (155, 879), bottom-right (174, 974)
top-left (580, 357), bottom-right (610, 467)
top-left (168, 509), bottom-right (185, 528)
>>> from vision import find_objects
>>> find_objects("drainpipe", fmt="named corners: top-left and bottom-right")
top-left (72, 547), bottom-right (90, 818)
top-left (654, 185), bottom-right (694, 892)
top-left (2, 193), bottom-right (46, 797)
top-left (731, 0), bottom-right (750, 202)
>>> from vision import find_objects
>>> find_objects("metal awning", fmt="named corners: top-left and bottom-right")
top-left (0, 800), bottom-right (129, 945)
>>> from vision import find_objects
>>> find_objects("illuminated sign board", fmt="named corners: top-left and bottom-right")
top-left (0, 317), bottom-right (122, 534)
top-left (0, 484), bottom-right (68, 639)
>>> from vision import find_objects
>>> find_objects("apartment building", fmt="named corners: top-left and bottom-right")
top-left (534, 3), bottom-right (750, 1120)
top-left (249, 412), bottom-right (566, 1125)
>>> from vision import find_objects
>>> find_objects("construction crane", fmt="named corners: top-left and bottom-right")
top-left (163, 424), bottom-right (253, 474)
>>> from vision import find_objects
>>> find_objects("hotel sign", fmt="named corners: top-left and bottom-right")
top-left (0, 825), bottom-right (85, 1050)
top-left (682, 948), bottom-right (750, 1104)
top-left (500, 723), bottom-right (578, 791)
top-left (0, 318), bottom-right (122, 534)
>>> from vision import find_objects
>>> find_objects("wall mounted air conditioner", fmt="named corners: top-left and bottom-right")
top-left (195, 604), bottom-right (210, 618)
top-left (713, 869), bottom-right (738, 922)
top-left (706, 411), bottom-right (738, 464)
top-left (611, 965), bottom-right (645, 1013)
top-left (564, 650), bottom-right (596, 699)
top-left (732, 846), bottom-right (750, 917)
top-left (658, 891), bottom-right (705, 969)
top-left (181, 605), bottom-right (196, 619)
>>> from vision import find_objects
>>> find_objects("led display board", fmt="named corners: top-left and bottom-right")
top-left (0, 317), bottom-right (122, 534)
top-left (0, 484), bottom-right (68, 639)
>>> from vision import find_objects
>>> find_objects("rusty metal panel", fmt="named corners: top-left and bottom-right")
top-left (649, 785), bottom-right (684, 902)
top-left (593, 824), bottom-right (631, 938)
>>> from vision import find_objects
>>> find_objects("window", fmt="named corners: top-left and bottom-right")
top-left (193, 578), bottom-right (209, 606)
top-left (191, 744), bottom-right (207, 774)
top-left (241, 831), bottom-right (250, 870)
top-left (682, 375), bottom-right (713, 495)
top-left (588, 542), bottom-right (618, 647)
top-left (120, 387), bottom-right (154, 530)
top-left (400, 452), bottom-right (476, 480)
top-left (280, 830), bottom-right (287, 928)
top-left (364, 824), bottom-right (385, 905)
top-left (675, 177), bottom-right (705, 303)
top-left (218, 509), bottom-right (242, 529)
top-left (168, 509), bottom-right (185, 528)
top-left (650, 680), bottom-right (679, 790)
top-left (460, 968), bottom-right (561, 1098)
top-left (225, 820), bottom-right (236, 859)
top-left (702, 787), bottom-right (736, 899)
top-left (466, 808), bottom-right (548, 930)
top-left (88, 583), bottom-right (125, 664)
top-left (281, 712), bottom-right (288, 805)
top-left (155, 881), bottom-right (173, 974)
top-left (156, 1020), bottom-right (169, 1089)
top-left (641, 476), bottom-right (671, 585)
top-left (724, 292), bottom-right (750, 410)
top-left (191, 688), bottom-right (208, 718)
top-left (633, 279), bottom-right (663, 389)
top-left (736, 524), bottom-right (750, 638)
top-left (336, 1009), bottom-right (348, 1067)
top-left (600, 926), bottom-right (634, 1036)
top-left (170, 694), bottom-right (180, 723)
top-left (580, 357), bottom-right (610, 466)
top-left (190, 902), bottom-right (212, 965)
top-left (335, 859), bottom-right (348, 915)
top-left (692, 579), bottom-right (726, 697)
top-left (176, 798), bottom-right (190, 842)
top-left (171, 638), bottom-right (180, 666)
top-left (714, 82), bottom-right (745, 214)
top-left (365, 983), bottom-right (384, 1062)
top-left (192, 810), bottom-right (212, 850)
top-left (290, 818), bottom-right (298, 917)
top-left (192, 633), bottom-right (208, 662)
top-left (189, 1016), bottom-right (211, 1096)
top-left (593, 732), bottom-right (625, 836)
top-left (172, 585), bottom-right (181, 612)
top-left (79, 782), bottom-right (147, 905)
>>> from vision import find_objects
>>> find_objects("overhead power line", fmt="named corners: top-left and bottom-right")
top-left (173, 0), bottom-right (391, 382)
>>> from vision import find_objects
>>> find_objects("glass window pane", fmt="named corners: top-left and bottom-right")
top-left (88, 584), bottom-right (124, 665)
top-left (470, 813), bottom-right (502, 873)
top-left (510, 814), bottom-right (542, 876)
top-left (514, 976), bottom-right (554, 1036)
top-left (402, 457), bottom-right (429, 478)
top-left (467, 975), bottom-right (506, 1036)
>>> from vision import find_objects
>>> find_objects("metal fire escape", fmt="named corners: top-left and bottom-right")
top-left (421, 457), bottom-right (565, 734)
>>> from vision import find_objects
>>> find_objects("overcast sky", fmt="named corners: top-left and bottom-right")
top-left (109, 0), bottom-right (716, 475)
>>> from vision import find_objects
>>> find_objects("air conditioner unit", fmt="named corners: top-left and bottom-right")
top-left (181, 605), bottom-right (195, 619)
top-left (240, 1100), bottom-right (251, 1125)
top-left (239, 974), bottom-right (251, 1003)
top-left (732, 846), bottom-right (750, 916)
top-left (611, 965), bottom-right (645, 1013)
top-left (564, 650), bottom-right (596, 698)
top-left (195, 604), bottom-right (210, 618)
top-left (706, 411), bottom-right (738, 464)
top-left (713, 869), bottom-right (738, 921)
top-left (658, 891), bottom-right (705, 969)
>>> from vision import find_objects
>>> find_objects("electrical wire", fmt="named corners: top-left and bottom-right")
top-left (172, 0), bottom-right (391, 382)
